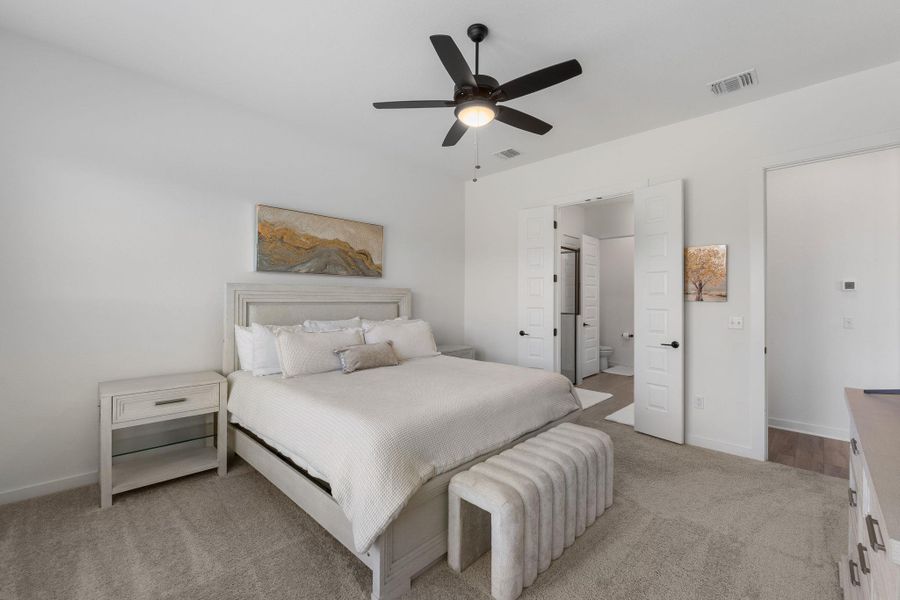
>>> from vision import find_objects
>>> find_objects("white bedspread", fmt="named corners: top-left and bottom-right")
top-left (227, 355), bottom-right (581, 552)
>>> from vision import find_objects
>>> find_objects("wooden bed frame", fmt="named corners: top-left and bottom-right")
top-left (223, 283), bottom-right (581, 599)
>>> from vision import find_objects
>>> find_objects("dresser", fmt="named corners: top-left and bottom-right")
top-left (843, 388), bottom-right (900, 599)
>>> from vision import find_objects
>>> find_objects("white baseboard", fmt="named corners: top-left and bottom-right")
top-left (768, 417), bottom-right (849, 442)
top-left (0, 470), bottom-right (98, 506)
top-left (688, 434), bottom-right (761, 460)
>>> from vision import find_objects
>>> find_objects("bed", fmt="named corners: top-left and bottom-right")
top-left (223, 283), bottom-right (582, 599)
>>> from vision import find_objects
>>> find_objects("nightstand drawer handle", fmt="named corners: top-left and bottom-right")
top-left (849, 488), bottom-right (857, 507)
top-left (851, 438), bottom-right (859, 455)
top-left (866, 514), bottom-right (887, 552)
top-left (155, 397), bottom-right (188, 406)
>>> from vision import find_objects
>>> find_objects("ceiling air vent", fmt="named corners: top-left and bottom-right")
top-left (709, 68), bottom-right (757, 96)
top-left (493, 148), bottom-right (521, 160)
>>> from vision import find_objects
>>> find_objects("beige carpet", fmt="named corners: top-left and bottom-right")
top-left (0, 405), bottom-right (846, 600)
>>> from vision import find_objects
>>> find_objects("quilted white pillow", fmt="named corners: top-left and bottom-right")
top-left (250, 323), bottom-right (305, 377)
top-left (234, 325), bottom-right (254, 371)
top-left (302, 317), bottom-right (363, 332)
top-left (276, 328), bottom-right (365, 378)
top-left (363, 320), bottom-right (438, 360)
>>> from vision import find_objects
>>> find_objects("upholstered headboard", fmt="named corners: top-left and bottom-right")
top-left (223, 283), bottom-right (412, 374)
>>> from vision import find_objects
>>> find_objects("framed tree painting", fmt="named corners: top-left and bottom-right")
top-left (685, 245), bottom-right (727, 302)
top-left (256, 205), bottom-right (383, 277)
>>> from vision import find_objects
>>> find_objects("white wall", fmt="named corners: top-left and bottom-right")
top-left (584, 199), bottom-right (634, 238)
top-left (0, 32), bottom-right (465, 502)
top-left (596, 237), bottom-right (635, 368)
top-left (767, 148), bottom-right (900, 440)
top-left (557, 204), bottom-right (585, 246)
top-left (465, 59), bottom-right (900, 459)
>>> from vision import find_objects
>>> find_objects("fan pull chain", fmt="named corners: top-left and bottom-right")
top-left (472, 128), bottom-right (481, 182)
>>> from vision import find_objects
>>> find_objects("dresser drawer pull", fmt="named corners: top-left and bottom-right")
top-left (849, 559), bottom-right (861, 586)
top-left (851, 438), bottom-right (859, 455)
top-left (154, 397), bottom-right (188, 406)
top-left (857, 543), bottom-right (870, 574)
top-left (866, 514), bottom-right (887, 552)
top-left (849, 488), bottom-right (857, 507)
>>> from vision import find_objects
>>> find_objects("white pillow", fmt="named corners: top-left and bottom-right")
top-left (250, 323), bottom-right (305, 376)
top-left (234, 325), bottom-right (254, 371)
top-left (361, 316), bottom-right (409, 331)
top-left (363, 320), bottom-right (438, 360)
top-left (276, 328), bottom-right (365, 378)
top-left (302, 317), bottom-right (362, 332)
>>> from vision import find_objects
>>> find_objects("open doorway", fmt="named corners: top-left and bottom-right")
top-left (556, 195), bottom-right (637, 426)
top-left (518, 180), bottom-right (685, 444)
top-left (765, 146), bottom-right (900, 477)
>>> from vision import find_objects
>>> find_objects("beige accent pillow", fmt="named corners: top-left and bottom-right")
top-left (276, 328), bottom-right (364, 378)
top-left (363, 320), bottom-right (438, 360)
top-left (334, 341), bottom-right (400, 374)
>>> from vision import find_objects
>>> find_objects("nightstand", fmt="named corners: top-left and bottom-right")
top-left (438, 344), bottom-right (476, 359)
top-left (99, 371), bottom-right (227, 508)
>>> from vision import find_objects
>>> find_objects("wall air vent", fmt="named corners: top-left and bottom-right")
top-left (493, 148), bottom-right (521, 160)
top-left (709, 68), bottom-right (757, 96)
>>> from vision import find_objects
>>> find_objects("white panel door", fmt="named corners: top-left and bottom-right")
top-left (579, 234), bottom-right (601, 379)
top-left (633, 180), bottom-right (684, 444)
top-left (517, 206), bottom-right (556, 370)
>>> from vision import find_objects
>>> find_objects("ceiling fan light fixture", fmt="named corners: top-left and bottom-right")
top-left (456, 101), bottom-right (495, 128)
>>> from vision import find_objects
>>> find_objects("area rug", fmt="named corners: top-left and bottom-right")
top-left (575, 388), bottom-right (613, 409)
top-left (602, 365), bottom-right (634, 376)
top-left (605, 402), bottom-right (635, 426)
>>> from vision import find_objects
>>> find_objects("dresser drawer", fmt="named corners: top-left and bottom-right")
top-left (112, 384), bottom-right (219, 424)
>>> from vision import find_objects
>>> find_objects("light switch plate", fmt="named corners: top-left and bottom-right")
top-left (728, 316), bottom-right (744, 330)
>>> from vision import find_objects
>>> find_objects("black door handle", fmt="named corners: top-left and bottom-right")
top-left (661, 341), bottom-right (680, 349)
top-left (519, 330), bottom-right (530, 336)
top-left (582, 322), bottom-right (590, 327)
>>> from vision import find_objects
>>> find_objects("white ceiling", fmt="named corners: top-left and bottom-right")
top-left (1, 0), bottom-right (899, 179)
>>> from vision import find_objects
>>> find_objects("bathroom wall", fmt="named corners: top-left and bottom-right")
top-left (596, 237), bottom-right (635, 367)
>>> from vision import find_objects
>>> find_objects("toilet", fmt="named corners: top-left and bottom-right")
top-left (598, 346), bottom-right (613, 371)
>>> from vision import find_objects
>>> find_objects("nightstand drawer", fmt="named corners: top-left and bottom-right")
top-left (113, 384), bottom-right (218, 424)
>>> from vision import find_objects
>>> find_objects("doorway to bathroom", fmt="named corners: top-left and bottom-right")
top-left (557, 195), bottom-right (635, 396)
top-left (517, 180), bottom-right (685, 444)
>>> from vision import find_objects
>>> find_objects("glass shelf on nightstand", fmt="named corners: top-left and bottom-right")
top-left (112, 421), bottom-right (216, 458)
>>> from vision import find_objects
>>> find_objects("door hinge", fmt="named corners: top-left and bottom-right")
top-left (553, 274), bottom-right (558, 283)
top-left (554, 328), bottom-right (558, 336)
top-left (553, 220), bottom-right (558, 229)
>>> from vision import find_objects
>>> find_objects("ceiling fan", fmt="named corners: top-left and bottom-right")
top-left (373, 23), bottom-right (582, 147)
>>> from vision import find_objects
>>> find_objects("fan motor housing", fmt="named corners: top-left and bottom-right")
top-left (454, 74), bottom-right (499, 101)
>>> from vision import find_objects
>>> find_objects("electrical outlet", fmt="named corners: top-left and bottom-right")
top-left (728, 316), bottom-right (744, 330)
top-left (843, 317), bottom-right (855, 330)
top-left (694, 395), bottom-right (705, 409)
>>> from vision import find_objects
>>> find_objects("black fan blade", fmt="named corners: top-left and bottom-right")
top-left (495, 106), bottom-right (552, 135)
top-left (430, 35), bottom-right (477, 89)
top-left (373, 100), bottom-right (455, 109)
top-left (493, 59), bottom-right (582, 101)
top-left (442, 120), bottom-right (468, 147)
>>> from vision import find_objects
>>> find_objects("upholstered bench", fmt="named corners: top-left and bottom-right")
top-left (448, 423), bottom-right (613, 600)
